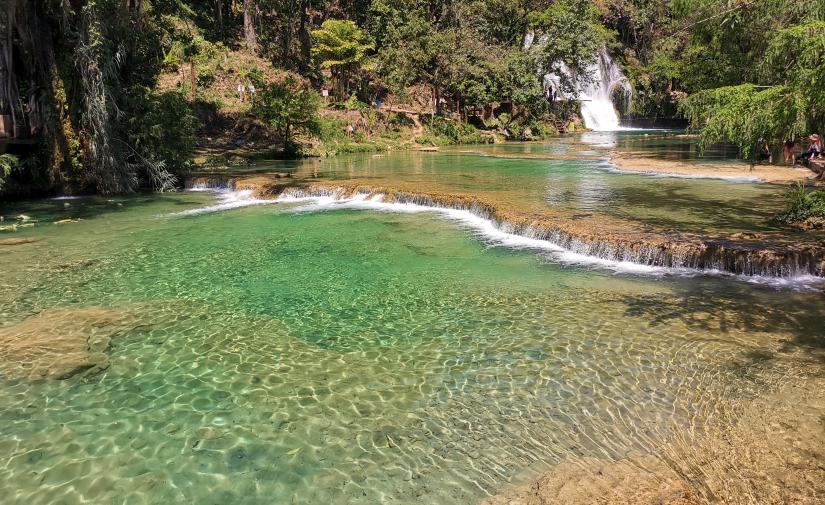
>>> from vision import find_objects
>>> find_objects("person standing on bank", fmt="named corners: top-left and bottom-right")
top-left (248, 82), bottom-right (256, 102)
top-left (783, 140), bottom-right (796, 165)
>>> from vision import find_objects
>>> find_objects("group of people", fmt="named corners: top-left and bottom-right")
top-left (763, 134), bottom-right (823, 166)
top-left (237, 82), bottom-right (256, 103)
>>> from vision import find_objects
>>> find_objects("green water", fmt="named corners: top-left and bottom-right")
top-left (1, 187), bottom-right (823, 504)
top-left (245, 132), bottom-right (820, 242)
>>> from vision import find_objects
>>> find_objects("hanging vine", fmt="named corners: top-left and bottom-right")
top-left (1, 0), bottom-right (189, 196)
top-left (75, 1), bottom-right (128, 193)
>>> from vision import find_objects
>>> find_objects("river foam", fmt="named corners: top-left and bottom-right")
top-left (280, 192), bottom-right (822, 288)
top-left (171, 188), bottom-right (272, 216)
top-left (171, 185), bottom-right (823, 289)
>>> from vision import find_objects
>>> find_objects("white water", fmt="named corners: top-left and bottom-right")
top-left (50, 195), bottom-right (86, 200)
top-left (541, 47), bottom-right (633, 131)
top-left (279, 192), bottom-right (685, 276)
top-left (171, 186), bottom-right (823, 289)
top-left (170, 188), bottom-right (271, 216)
top-left (578, 50), bottom-right (630, 131)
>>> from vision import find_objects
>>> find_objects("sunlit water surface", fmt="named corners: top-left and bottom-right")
top-left (1, 136), bottom-right (823, 504)
top-left (244, 132), bottom-right (822, 241)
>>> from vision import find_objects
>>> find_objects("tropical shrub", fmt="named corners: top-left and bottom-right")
top-left (252, 77), bottom-right (321, 155)
top-left (0, 154), bottom-right (21, 191)
top-left (776, 183), bottom-right (825, 225)
top-left (123, 90), bottom-right (198, 189)
top-left (419, 116), bottom-right (489, 145)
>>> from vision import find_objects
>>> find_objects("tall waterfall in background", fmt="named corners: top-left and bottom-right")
top-left (535, 42), bottom-right (633, 131)
top-left (576, 49), bottom-right (632, 131)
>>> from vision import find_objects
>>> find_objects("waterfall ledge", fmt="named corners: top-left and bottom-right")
top-left (186, 175), bottom-right (825, 280)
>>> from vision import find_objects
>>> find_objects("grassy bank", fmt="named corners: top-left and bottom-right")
top-left (776, 184), bottom-right (825, 229)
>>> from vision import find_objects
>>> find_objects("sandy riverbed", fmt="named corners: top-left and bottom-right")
top-left (482, 363), bottom-right (825, 505)
top-left (610, 151), bottom-right (817, 184)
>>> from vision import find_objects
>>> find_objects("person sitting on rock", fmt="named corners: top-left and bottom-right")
top-left (800, 133), bottom-right (822, 164)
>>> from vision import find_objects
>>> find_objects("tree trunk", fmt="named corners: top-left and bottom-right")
top-left (243, 0), bottom-right (258, 52)
top-left (281, 0), bottom-right (295, 69)
top-left (298, 0), bottom-right (312, 73)
top-left (126, 0), bottom-right (143, 15)
top-left (0, 1), bottom-right (21, 131)
top-left (1, 0), bottom-right (74, 186)
top-left (216, 0), bottom-right (223, 37)
top-left (190, 57), bottom-right (196, 99)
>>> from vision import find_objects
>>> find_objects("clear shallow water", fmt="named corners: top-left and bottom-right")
top-left (240, 132), bottom-right (820, 242)
top-left (1, 192), bottom-right (823, 504)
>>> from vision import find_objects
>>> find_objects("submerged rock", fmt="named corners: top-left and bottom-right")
top-left (0, 307), bottom-right (133, 380)
top-left (0, 237), bottom-right (42, 246)
top-left (481, 455), bottom-right (698, 505)
top-left (482, 372), bottom-right (825, 505)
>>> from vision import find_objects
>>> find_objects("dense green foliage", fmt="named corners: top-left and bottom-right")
top-left (252, 77), bottom-right (322, 154)
top-left (5, 0), bottom-right (824, 196)
top-left (2, 0), bottom-right (199, 195)
top-left (776, 184), bottom-right (825, 226)
top-left (125, 91), bottom-right (198, 188)
top-left (418, 116), bottom-right (491, 146)
top-left (0, 155), bottom-right (21, 191)
top-left (680, 20), bottom-right (825, 157)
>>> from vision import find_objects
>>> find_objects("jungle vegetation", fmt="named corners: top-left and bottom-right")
top-left (1, 0), bottom-right (823, 195)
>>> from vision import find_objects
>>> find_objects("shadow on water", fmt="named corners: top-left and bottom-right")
top-left (0, 193), bottom-right (197, 223)
top-left (609, 184), bottom-right (786, 234)
top-left (613, 135), bottom-right (741, 161)
top-left (619, 281), bottom-right (825, 362)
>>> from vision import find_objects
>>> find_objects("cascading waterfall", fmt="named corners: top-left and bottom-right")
top-left (576, 49), bottom-right (632, 131)
top-left (531, 37), bottom-right (633, 131)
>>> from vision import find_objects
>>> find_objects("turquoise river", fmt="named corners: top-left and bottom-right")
top-left (1, 132), bottom-right (823, 504)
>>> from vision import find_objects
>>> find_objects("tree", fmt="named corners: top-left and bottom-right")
top-left (252, 77), bottom-right (321, 154)
top-left (498, 50), bottom-right (548, 119)
top-left (311, 19), bottom-right (373, 99)
top-left (680, 22), bottom-right (825, 159)
top-left (528, 0), bottom-right (608, 91)
top-left (375, 14), bottom-right (447, 113)
top-left (0, 0), bottom-right (201, 195)
top-left (466, 0), bottom-right (550, 47)
top-left (243, 0), bottom-right (258, 52)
